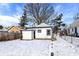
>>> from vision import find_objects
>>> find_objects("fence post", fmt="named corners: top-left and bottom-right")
top-left (71, 36), bottom-right (73, 44)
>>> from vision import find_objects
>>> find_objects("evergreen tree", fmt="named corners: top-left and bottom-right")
top-left (19, 8), bottom-right (28, 29)
top-left (0, 25), bottom-right (3, 29)
top-left (53, 13), bottom-right (63, 34)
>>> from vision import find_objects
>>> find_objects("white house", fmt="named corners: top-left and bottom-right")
top-left (68, 19), bottom-right (79, 36)
top-left (21, 23), bottom-right (53, 40)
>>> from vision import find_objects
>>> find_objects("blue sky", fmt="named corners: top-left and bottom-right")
top-left (0, 3), bottom-right (79, 27)
top-left (0, 3), bottom-right (24, 27)
top-left (54, 3), bottom-right (79, 25)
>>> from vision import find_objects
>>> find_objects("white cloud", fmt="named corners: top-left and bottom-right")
top-left (0, 3), bottom-right (23, 27)
top-left (0, 3), bottom-right (24, 27)
top-left (0, 15), bottom-right (19, 22)
top-left (0, 15), bottom-right (19, 27)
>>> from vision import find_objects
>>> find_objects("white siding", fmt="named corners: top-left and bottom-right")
top-left (77, 27), bottom-right (79, 36)
top-left (70, 28), bottom-right (75, 35)
top-left (22, 31), bottom-right (33, 40)
top-left (35, 28), bottom-right (52, 39)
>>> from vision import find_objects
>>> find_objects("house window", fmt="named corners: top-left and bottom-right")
top-left (38, 30), bottom-right (41, 33)
top-left (47, 29), bottom-right (51, 35)
top-left (75, 27), bottom-right (77, 33)
top-left (72, 28), bottom-right (73, 31)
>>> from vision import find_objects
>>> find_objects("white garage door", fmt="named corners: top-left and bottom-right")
top-left (22, 30), bottom-right (33, 40)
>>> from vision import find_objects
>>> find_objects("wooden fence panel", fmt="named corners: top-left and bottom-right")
top-left (0, 32), bottom-right (21, 41)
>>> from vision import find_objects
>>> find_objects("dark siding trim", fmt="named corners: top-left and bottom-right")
top-left (20, 30), bottom-right (22, 40)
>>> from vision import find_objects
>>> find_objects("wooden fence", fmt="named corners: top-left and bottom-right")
top-left (0, 31), bottom-right (21, 41)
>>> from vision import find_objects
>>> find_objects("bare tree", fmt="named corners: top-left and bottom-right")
top-left (24, 3), bottom-right (54, 25)
top-left (74, 13), bottom-right (79, 20)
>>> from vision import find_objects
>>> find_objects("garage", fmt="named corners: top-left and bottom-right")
top-left (21, 30), bottom-right (34, 40)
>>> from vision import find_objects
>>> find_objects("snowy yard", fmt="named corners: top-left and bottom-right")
top-left (62, 36), bottom-right (79, 46)
top-left (0, 36), bottom-right (79, 56)
top-left (0, 40), bottom-right (51, 56)
top-left (52, 36), bottom-right (79, 56)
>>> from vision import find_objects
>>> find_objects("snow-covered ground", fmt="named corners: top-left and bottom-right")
top-left (0, 36), bottom-right (79, 56)
top-left (0, 40), bottom-right (51, 56)
top-left (52, 36), bottom-right (79, 56)
top-left (62, 36), bottom-right (79, 46)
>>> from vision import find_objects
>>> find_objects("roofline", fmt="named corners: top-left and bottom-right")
top-left (8, 26), bottom-right (15, 31)
top-left (8, 26), bottom-right (20, 31)
top-left (26, 26), bottom-right (53, 29)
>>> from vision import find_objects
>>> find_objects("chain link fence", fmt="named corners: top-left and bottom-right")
top-left (62, 36), bottom-right (79, 46)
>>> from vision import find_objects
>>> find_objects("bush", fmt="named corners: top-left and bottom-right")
top-left (0, 25), bottom-right (3, 29)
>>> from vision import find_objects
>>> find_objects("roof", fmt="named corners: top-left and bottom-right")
top-left (34, 23), bottom-right (53, 28)
top-left (69, 19), bottom-right (79, 28)
top-left (27, 23), bottom-right (53, 29)
top-left (8, 26), bottom-right (21, 31)
top-left (36, 23), bottom-right (50, 27)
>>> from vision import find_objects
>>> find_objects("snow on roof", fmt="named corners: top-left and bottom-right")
top-left (36, 23), bottom-right (52, 27)
top-left (25, 25), bottom-right (31, 27)
top-left (26, 23), bottom-right (53, 29)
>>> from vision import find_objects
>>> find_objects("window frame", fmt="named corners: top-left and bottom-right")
top-left (47, 29), bottom-right (51, 36)
top-left (37, 29), bottom-right (41, 33)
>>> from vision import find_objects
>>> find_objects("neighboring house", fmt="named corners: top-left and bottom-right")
top-left (8, 26), bottom-right (21, 33)
top-left (61, 25), bottom-right (70, 36)
top-left (0, 28), bottom-right (8, 32)
top-left (68, 19), bottom-right (79, 36)
top-left (21, 23), bottom-right (53, 40)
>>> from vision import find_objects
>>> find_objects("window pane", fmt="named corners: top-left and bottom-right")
top-left (47, 29), bottom-right (50, 35)
top-left (38, 30), bottom-right (41, 33)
